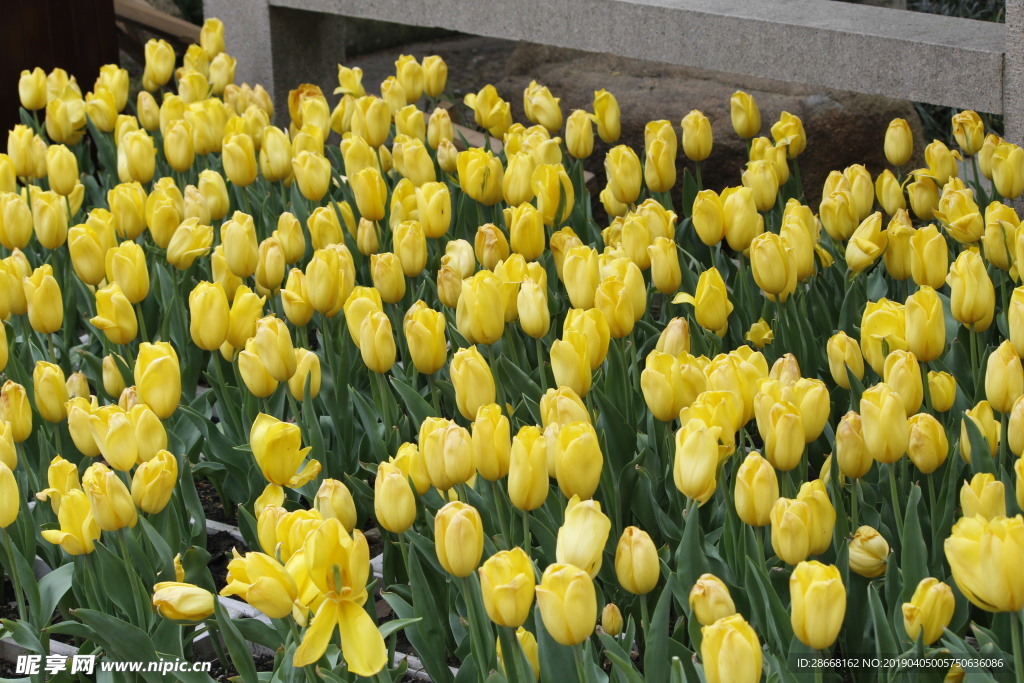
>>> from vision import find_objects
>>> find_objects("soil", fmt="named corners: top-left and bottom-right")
top-left (208, 651), bottom-right (276, 682)
top-left (0, 577), bottom-right (17, 621)
top-left (207, 531), bottom-right (247, 592)
top-left (196, 478), bottom-right (232, 524)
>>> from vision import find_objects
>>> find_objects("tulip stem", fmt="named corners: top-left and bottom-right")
top-left (535, 337), bottom-right (548, 392)
top-left (639, 594), bottom-right (651, 634)
top-left (888, 463), bottom-right (903, 543)
top-left (1, 529), bottom-right (27, 622)
top-left (115, 531), bottom-right (148, 627)
top-left (1012, 614), bottom-right (1023, 683)
top-left (459, 576), bottom-right (492, 679)
top-left (815, 663), bottom-right (824, 683)
top-left (573, 643), bottom-right (590, 683)
top-left (970, 330), bottom-right (980, 402)
top-left (520, 508), bottom-right (531, 557)
top-left (851, 478), bottom-right (860, 529)
top-left (135, 302), bottom-right (149, 342)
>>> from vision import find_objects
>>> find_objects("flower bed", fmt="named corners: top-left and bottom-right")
top-left (0, 15), bottom-right (1022, 683)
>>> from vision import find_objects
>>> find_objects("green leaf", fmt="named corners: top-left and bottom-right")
top-left (390, 376), bottom-right (438, 426)
top-left (1, 618), bottom-right (44, 653)
top-left (73, 609), bottom-right (165, 683)
top-left (867, 584), bottom-right (899, 660)
top-left (35, 562), bottom-right (74, 629)
top-left (534, 604), bottom-right (578, 683)
top-left (214, 597), bottom-right (260, 682)
top-left (644, 576), bottom-right (673, 683)
top-left (899, 486), bottom-right (927, 604)
top-left (599, 631), bottom-right (645, 682)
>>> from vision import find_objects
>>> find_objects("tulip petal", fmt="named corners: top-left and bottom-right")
top-left (293, 598), bottom-right (340, 668)
top-left (336, 599), bottom-right (387, 676)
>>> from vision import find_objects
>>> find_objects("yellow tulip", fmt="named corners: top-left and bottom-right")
top-left (673, 267), bottom-right (733, 337)
top-left (943, 514), bottom-right (1024, 612)
top-left (734, 452), bottom-right (779, 526)
top-left (674, 418), bottom-right (720, 504)
top-left (986, 340), bottom-right (1024, 414)
top-left (605, 145), bottom-right (642, 206)
top-left (507, 426), bottom-right (548, 512)
top-left (722, 186), bottom-right (763, 252)
top-left (457, 148), bottom-right (504, 205)
top-left (435, 501), bottom-right (484, 577)
top-left (860, 298), bottom-right (907, 376)
top-left (615, 526), bottom-right (660, 594)
top-left (250, 413), bottom-right (321, 488)
top-left (947, 249), bottom-right (995, 332)
top-left (556, 496), bottom-right (611, 578)
top-left (83, 462), bottom-right (137, 531)
top-left (535, 563), bottom-right (597, 646)
top-left (456, 271), bottom-right (505, 345)
top-left (566, 109), bottom-right (594, 159)
top-left (479, 547), bottom-right (535, 628)
top-left (152, 582), bottom-right (214, 622)
top-left (471, 403), bottom-right (510, 481)
top-left (902, 578), bottom-right (955, 645)
top-left (770, 498), bottom-right (813, 565)
top-left (790, 561), bottom-right (846, 649)
top-left (555, 422), bottom-right (602, 500)
top-left (681, 110), bottom-right (713, 162)
top-left (591, 89), bottom-right (621, 143)
top-left (134, 342), bottom-right (180, 419)
top-left (961, 472), bottom-right (1007, 521)
top-left (22, 264), bottom-right (63, 334)
top-left (131, 450), bottom-right (178, 514)
top-left (689, 574), bottom-right (737, 626)
top-left (700, 614), bottom-right (762, 683)
top-left (730, 91), bottom-right (761, 139)
top-left (960, 400), bottom-right (1000, 464)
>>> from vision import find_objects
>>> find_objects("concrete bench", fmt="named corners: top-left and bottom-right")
top-left (202, 0), bottom-right (1022, 142)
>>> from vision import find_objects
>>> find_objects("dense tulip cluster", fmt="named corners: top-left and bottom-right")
top-left (0, 15), bottom-right (1022, 683)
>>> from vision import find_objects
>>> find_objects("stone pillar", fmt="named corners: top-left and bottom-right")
top-left (203, 0), bottom-right (347, 122)
top-left (203, 0), bottom-right (274, 96)
top-left (1006, 0), bottom-right (1024, 145)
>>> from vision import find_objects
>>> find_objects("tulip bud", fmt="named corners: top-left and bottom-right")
top-left (456, 271), bottom-right (505, 345)
top-left (674, 418), bottom-right (720, 504)
top-left (479, 547), bottom-right (536, 628)
top-left (605, 145), bottom-right (642, 206)
top-left (673, 267), bottom-right (733, 337)
top-left (152, 582), bottom-right (215, 622)
top-left (902, 578), bottom-right (955, 645)
top-left (554, 422), bottom-right (602, 500)
top-left (790, 561), bottom-right (846, 650)
top-left (313, 478), bottom-right (357, 531)
top-left (238, 339), bottom-right (278, 398)
top-left (700, 614), bottom-right (762, 683)
top-left (689, 574), bottom-right (737, 626)
top-left (507, 426), bottom-right (548, 511)
top-left (986, 340), bottom-right (1024, 414)
top-left (188, 282), bottom-right (229, 351)
top-left (32, 361), bottom-right (68, 423)
top-left (847, 525), bottom-right (889, 578)
top-left (770, 497), bottom-right (813, 565)
top-left (884, 118), bottom-right (913, 167)
top-left (551, 332), bottom-right (592, 399)
top-left (734, 452), bottom-right (779, 526)
top-left (960, 472), bottom-right (1006, 520)
top-left (131, 450), bottom-right (178, 514)
top-left (960, 400), bottom-right (999, 463)
top-left (135, 342), bottom-right (181, 419)
top-left (614, 526), bottom-right (660, 595)
top-left (23, 264), bottom-right (64, 334)
top-left (730, 91), bottom-right (761, 139)
top-left (83, 462), bottom-right (137, 531)
top-left (944, 515), bottom-right (1024, 612)
top-left (434, 501), bottom-right (484, 578)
